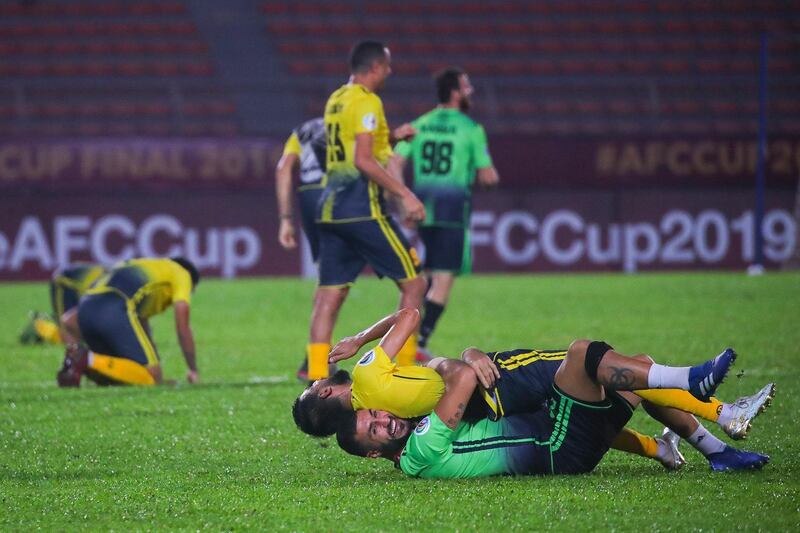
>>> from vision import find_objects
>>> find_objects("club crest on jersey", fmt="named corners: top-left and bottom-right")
top-left (362, 113), bottom-right (377, 131)
top-left (415, 417), bottom-right (431, 436)
top-left (358, 350), bottom-right (376, 366)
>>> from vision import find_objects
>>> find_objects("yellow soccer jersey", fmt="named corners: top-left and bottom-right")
top-left (351, 346), bottom-right (445, 419)
top-left (88, 258), bottom-right (192, 319)
top-left (319, 83), bottom-right (393, 222)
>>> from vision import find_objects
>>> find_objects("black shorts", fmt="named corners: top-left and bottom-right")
top-left (298, 186), bottom-right (323, 262)
top-left (527, 384), bottom-right (635, 475)
top-left (317, 217), bottom-right (421, 286)
top-left (481, 349), bottom-right (566, 421)
top-left (418, 225), bottom-right (471, 274)
top-left (77, 292), bottom-right (159, 367)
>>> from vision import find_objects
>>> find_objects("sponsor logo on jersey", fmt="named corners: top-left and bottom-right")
top-left (362, 113), bottom-right (377, 131)
top-left (358, 350), bottom-right (376, 366)
top-left (415, 416), bottom-right (431, 436)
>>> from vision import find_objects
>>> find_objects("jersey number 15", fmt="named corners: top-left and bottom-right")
top-left (326, 122), bottom-right (346, 164)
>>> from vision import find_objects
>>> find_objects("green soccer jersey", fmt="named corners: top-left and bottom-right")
top-left (399, 412), bottom-right (546, 479)
top-left (394, 108), bottom-right (493, 227)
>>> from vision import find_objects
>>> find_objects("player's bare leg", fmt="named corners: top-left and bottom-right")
top-left (305, 286), bottom-right (349, 381)
top-left (59, 308), bottom-right (82, 345)
top-left (561, 339), bottom-right (736, 401)
top-left (394, 276), bottom-right (426, 365)
top-left (426, 271), bottom-right (454, 304)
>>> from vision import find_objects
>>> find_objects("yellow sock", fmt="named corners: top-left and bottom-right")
top-left (34, 317), bottom-right (63, 344)
top-left (88, 353), bottom-right (155, 385)
top-left (612, 428), bottom-right (659, 458)
top-left (636, 389), bottom-right (722, 422)
top-left (396, 334), bottom-right (418, 366)
top-left (307, 343), bottom-right (331, 380)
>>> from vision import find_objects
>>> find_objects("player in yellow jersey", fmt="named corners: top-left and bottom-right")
top-left (303, 40), bottom-right (428, 381)
top-left (56, 257), bottom-right (201, 387)
top-left (293, 308), bottom-right (773, 470)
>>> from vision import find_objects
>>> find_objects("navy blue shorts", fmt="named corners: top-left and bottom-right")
top-left (419, 225), bottom-right (471, 274)
top-left (298, 186), bottom-right (323, 262)
top-left (317, 217), bottom-right (421, 286)
top-left (477, 348), bottom-right (566, 421)
top-left (77, 292), bottom-right (159, 367)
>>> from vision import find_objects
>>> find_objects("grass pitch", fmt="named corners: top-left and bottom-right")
top-left (1, 272), bottom-right (799, 531)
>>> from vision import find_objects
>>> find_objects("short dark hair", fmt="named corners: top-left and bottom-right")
top-left (435, 66), bottom-right (465, 104)
top-left (336, 410), bottom-right (370, 457)
top-left (349, 40), bottom-right (387, 74)
top-left (292, 369), bottom-right (352, 437)
top-left (170, 256), bottom-right (200, 287)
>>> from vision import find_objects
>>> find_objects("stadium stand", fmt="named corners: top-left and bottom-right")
top-left (264, 0), bottom-right (800, 136)
top-left (0, 0), bottom-right (239, 137)
top-left (0, 0), bottom-right (797, 137)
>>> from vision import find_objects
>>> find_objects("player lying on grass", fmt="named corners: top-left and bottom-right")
top-left (335, 336), bottom-right (771, 477)
top-left (56, 257), bottom-right (200, 387)
top-left (293, 308), bottom-right (773, 470)
top-left (19, 262), bottom-right (107, 345)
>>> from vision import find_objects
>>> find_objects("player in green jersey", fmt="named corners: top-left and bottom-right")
top-left (389, 67), bottom-right (499, 357)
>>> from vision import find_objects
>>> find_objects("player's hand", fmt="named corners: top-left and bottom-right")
top-left (329, 336), bottom-right (362, 363)
top-left (400, 191), bottom-right (426, 224)
top-left (187, 369), bottom-right (199, 384)
top-left (463, 350), bottom-right (500, 389)
top-left (477, 172), bottom-right (499, 188)
top-left (392, 123), bottom-right (416, 142)
top-left (278, 219), bottom-right (297, 250)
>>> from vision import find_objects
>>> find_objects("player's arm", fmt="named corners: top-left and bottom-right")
top-left (472, 125), bottom-right (499, 188)
top-left (476, 165), bottom-right (499, 188)
top-left (432, 359), bottom-right (478, 429)
top-left (386, 154), bottom-right (408, 184)
top-left (389, 123), bottom-right (416, 144)
top-left (354, 132), bottom-right (425, 222)
top-left (461, 347), bottom-right (501, 389)
top-left (328, 308), bottom-right (420, 363)
top-left (174, 301), bottom-right (198, 383)
top-left (275, 148), bottom-right (300, 250)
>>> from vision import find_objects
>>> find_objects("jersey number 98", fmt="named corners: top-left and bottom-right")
top-left (421, 141), bottom-right (453, 175)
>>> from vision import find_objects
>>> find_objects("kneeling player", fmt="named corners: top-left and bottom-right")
top-left (337, 340), bottom-right (770, 477)
top-left (57, 257), bottom-right (200, 387)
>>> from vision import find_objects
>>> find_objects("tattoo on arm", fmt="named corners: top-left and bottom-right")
top-left (605, 366), bottom-right (635, 389)
top-left (445, 403), bottom-right (466, 429)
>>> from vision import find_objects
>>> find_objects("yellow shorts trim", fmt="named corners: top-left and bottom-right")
top-left (495, 350), bottom-right (567, 371)
top-left (375, 216), bottom-right (417, 280)
top-left (125, 302), bottom-right (159, 367)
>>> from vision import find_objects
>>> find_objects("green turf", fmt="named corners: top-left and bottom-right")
top-left (1, 273), bottom-right (799, 531)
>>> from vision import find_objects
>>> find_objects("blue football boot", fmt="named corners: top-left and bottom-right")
top-left (688, 348), bottom-right (737, 402)
top-left (707, 445), bottom-right (769, 472)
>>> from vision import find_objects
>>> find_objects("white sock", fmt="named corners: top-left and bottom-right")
top-left (647, 364), bottom-right (691, 389)
top-left (686, 425), bottom-right (726, 456)
top-left (717, 404), bottom-right (734, 427)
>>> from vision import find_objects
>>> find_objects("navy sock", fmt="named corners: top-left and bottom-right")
top-left (419, 299), bottom-right (445, 348)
